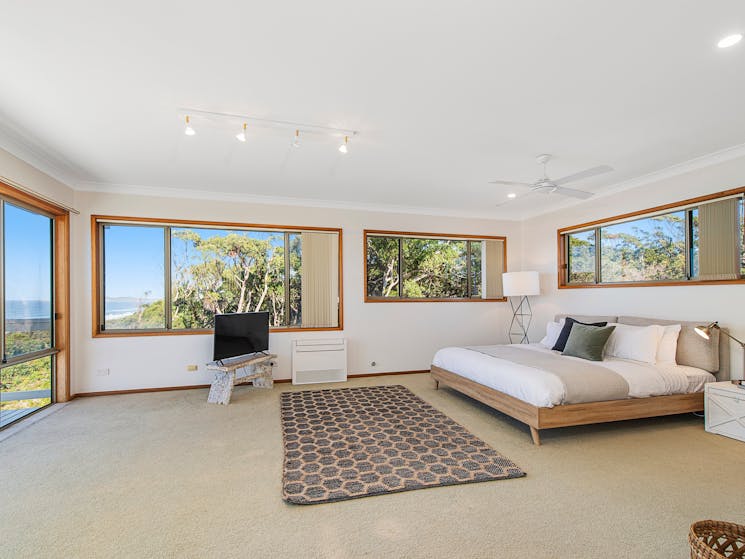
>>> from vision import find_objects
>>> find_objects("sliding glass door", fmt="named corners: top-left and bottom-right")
top-left (0, 200), bottom-right (55, 428)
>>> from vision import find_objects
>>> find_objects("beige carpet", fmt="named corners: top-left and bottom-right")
top-left (1, 373), bottom-right (743, 558)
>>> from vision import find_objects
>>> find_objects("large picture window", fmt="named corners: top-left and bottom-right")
top-left (93, 217), bottom-right (342, 335)
top-left (559, 188), bottom-right (745, 287)
top-left (1, 181), bottom-right (70, 429)
top-left (364, 230), bottom-right (507, 301)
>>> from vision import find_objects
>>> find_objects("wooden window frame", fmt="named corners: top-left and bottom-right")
top-left (363, 229), bottom-right (508, 303)
top-left (0, 181), bottom-right (70, 404)
top-left (557, 186), bottom-right (745, 289)
top-left (91, 215), bottom-right (343, 337)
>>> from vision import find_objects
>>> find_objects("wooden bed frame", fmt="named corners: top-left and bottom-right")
top-left (431, 365), bottom-right (704, 445)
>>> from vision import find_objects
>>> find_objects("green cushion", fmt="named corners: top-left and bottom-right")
top-left (562, 324), bottom-right (616, 361)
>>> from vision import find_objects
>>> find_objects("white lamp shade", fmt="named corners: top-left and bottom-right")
top-left (502, 271), bottom-right (540, 296)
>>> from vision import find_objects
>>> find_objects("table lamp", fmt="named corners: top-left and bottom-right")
top-left (695, 322), bottom-right (745, 381)
top-left (502, 271), bottom-right (540, 344)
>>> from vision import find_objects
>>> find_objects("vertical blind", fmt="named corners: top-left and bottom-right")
top-left (300, 232), bottom-right (339, 327)
top-left (482, 239), bottom-right (504, 298)
top-left (698, 197), bottom-right (741, 280)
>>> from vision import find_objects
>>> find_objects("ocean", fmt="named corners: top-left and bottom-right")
top-left (5, 300), bottom-right (144, 320)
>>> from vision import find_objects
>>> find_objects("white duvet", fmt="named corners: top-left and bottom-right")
top-left (431, 344), bottom-right (715, 408)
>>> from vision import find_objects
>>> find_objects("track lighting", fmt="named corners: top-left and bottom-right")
top-left (236, 122), bottom-right (247, 142)
top-left (177, 109), bottom-right (359, 153)
top-left (184, 115), bottom-right (195, 136)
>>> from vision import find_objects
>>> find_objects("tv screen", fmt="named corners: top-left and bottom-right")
top-left (213, 312), bottom-right (269, 362)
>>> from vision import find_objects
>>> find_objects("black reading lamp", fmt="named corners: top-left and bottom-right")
top-left (695, 322), bottom-right (745, 384)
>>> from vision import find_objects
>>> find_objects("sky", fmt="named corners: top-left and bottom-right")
top-left (103, 225), bottom-right (283, 299)
top-left (3, 202), bottom-right (52, 301)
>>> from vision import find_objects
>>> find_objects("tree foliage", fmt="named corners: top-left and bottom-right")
top-left (367, 237), bottom-right (479, 298)
top-left (106, 230), bottom-right (302, 330)
top-left (568, 213), bottom-right (688, 283)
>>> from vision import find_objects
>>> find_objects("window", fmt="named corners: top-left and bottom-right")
top-left (559, 188), bottom-right (745, 287)
top-left (1, 188), bottom-right (69, 428)
top-left (93, 217), bottom-right (342, 334)
top-left (364, 230), bottom-right (507, 301)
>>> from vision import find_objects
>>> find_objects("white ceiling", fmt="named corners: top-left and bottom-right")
top-left (1, 0), bottom-right (744, 219)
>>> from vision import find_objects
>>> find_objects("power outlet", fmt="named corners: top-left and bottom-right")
top-left (96, 368), bottom-right (110, 377)
top-left (186, 364), bottom-right (198, 372)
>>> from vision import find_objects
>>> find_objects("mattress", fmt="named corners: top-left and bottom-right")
top-left (431, 344), bottom-right (715, 408)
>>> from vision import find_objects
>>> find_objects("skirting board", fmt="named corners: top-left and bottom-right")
top-left (73, 370), bottom-right (429, 398)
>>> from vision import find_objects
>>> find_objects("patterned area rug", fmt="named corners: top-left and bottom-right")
top-left (280, 385), bottom-right (525, 504)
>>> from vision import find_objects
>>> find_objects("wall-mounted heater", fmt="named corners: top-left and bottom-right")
top-left (291, 339), bottom-right (347, 385)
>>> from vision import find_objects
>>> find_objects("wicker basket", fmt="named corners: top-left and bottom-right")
top-left (689, 520), bottom-right (745, 559)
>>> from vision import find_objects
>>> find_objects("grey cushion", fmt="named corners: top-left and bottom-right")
top-left (552, 317), bottom-right (609, 352)
top-left (555, 314), bottom-right (618, 325)
top-left (562, 324), bottom-right (616, 361)
top-left (617, 316), bottom-right (720, 373)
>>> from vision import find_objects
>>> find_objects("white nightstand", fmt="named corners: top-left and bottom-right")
top-left (705, 381), bottom-right (745, 442)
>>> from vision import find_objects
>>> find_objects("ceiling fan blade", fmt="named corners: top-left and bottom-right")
top-left (553, 186), bottom-right (594, 199)
top-left (488, 180), bottom-right (532, 187)
top-left (553, 165), bottom-right (613, 186)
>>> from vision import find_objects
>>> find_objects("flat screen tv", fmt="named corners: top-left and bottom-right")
top-left (213, 312), bottom-right (269, 362)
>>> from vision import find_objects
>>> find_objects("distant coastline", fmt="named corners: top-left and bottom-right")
top-left (6, 298), bottom-right (157, 322)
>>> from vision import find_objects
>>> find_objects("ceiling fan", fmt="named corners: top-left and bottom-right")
top-left (489, 154), bottom-right (613, 202)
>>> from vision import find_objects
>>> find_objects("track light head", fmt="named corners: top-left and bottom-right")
top-left (184, 115), bottom-right (196, 136)
top-left (236, 122), bottom-right (247, 142)
top-left (339, 135), bottom-right (349, 154)
top-left (292, 129), bottom-right (301, 148)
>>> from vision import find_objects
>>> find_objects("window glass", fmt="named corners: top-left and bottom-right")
top-left (103, 225), bottom-right (165, 330)
top-left (0, 356), bottom-right (52, 428)
top-left (567, 230), bottom-right (596, 283)
top-left (366, 236), bottom-right (399, 297)
top-left (600, 211), bottom-right (686, 282)
top-left (288, 233), bottom-right (302, 327)
top-left (402, 238), bottom-right (468, 298)
top-left (171, 228), bottom-right (285, 329)
top-left (3, 203), bottom-right (53, 358)
top-left (469, 240), bottom-right (482, 298)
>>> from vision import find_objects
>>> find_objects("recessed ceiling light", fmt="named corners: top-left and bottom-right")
top-left (507, 193), bottom-right (517, 199)
top-left (718, 33), bottom-right (743, 48)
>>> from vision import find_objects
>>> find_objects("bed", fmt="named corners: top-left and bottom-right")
top-left (431, 315), bottom-right (728, 445)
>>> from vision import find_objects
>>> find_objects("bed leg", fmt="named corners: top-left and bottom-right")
top-left (434, 379), bottom-right (439, 390)
top-left (529, 426), bottom-right (541, 446)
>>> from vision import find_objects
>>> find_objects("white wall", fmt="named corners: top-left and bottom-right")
top-left (71, 190), bottom-right (522, 393)
top-left (522, 155), bottom-right (745, 380)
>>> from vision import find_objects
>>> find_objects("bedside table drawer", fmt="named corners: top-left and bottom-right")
top-left (705, 390), bottom-right (745, 443)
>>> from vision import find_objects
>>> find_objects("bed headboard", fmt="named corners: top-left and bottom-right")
top-left (553, 314), bottom-right (729, 380)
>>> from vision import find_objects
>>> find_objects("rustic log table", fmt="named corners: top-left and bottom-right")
top-left (206, 353), bottom-right (276, 405)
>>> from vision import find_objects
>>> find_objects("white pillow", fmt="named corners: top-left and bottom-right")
top-left (540, 320), bottom-right (564, 348)
top-left (604, 323), bottom-right (664, 364)
top-left (656, 324), bottom-right (681, 364)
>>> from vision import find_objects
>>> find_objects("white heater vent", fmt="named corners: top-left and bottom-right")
top-left (292, 339), bottom-right (347, 385)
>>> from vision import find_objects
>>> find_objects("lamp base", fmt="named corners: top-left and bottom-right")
top-left (508, 296), bottom-right (532, 344)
